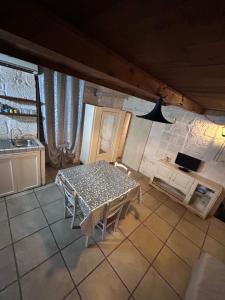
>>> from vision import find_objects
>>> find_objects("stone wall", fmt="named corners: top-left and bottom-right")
top-left (123, 97), bottom-right (225, 187)
top-left (84, 81), bottom-right (128, 109)
top-left (0, 65), bottom-right (37, 139)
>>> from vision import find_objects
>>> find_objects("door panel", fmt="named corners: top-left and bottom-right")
top-left (122, 116), bottom-right (151, 171)
top-left (96, 111), bottom-right (119, 161)
top-left (16, 153), bottom-right (40, 191)
top-left (0, 158), bottom-right (16, 196)
top-left (157, 164), bottom-right (173, 183)
top-left (171, 172), bottom-right (194, 193)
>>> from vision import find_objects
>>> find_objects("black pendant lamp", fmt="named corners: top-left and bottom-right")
top-left (136, 97), bottom-right (173, 124)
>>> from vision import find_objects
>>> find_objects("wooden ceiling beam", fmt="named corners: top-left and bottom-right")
top-left (0, 2), bottom-right (204, 113)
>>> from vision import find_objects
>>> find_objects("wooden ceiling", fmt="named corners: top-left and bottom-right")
top-left (1, 0), bottom-right (225, 111)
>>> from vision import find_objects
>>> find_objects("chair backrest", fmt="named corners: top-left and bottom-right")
top-left (104, 194), bottom-right (129, 220)
top-left (58, 175), bottom-right (75, 199)
top-left (114, 162), bottom-right (131, 176)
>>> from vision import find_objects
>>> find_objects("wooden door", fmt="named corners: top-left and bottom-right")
top-left (95, 110), bottom-right (121, 162)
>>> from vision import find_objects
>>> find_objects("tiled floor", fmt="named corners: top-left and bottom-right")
top-left (1, 172), bottom-right (225, 300)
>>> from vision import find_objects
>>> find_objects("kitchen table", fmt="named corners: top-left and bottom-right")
top-left (55, 160), bottom-right (141, 236)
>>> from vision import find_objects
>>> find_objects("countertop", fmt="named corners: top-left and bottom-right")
top-left (0, 138), bottom-right (45, 154)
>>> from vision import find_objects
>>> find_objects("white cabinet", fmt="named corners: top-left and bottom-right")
top-left (0, 158), bottom-right (16, 196)
top-left (80, 104), bottom-right (128, 164)
top-left (151, 161), bottom-right (224, 219)
top-left (156, 164), bottom-right (194, 194)
top-left (0, 151), bottom-right (41, 197)
top-left (15, 153), bottom-right (41, 191)
top-left (170, 172), bottom-right (195, 194)
top-left (157, 164), bottom-right (173, 182)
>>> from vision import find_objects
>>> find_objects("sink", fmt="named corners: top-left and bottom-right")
top-left (12, 139), bottom-right (36, 148)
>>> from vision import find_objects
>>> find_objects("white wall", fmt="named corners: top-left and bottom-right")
top-left (0, 65), bottom-right (37, 138)
top-left (123, 97), bottom-right (225, 187)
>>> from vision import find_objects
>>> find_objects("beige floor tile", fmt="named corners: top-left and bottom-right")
top-left (210, 217), bottom-right (225, 230)
top-left (176, 218), bottom-right (205, 248)
top-left (64, 289), bottom-right (81, 300)
top-left (0, 201), bottom-right (7, 222)
top-left (35, 184), bottom-right (63, 206)
top-left (145, 214), bottom-right (173, 242)
top-left (129, 202), bottom-right (152, 222)
top-left (94, 229), bottom-right (125, 256)
top-left (183, 211), bottom-right (209, 233)
top-left (0, 282), bottom-right (20, 300)
top-left (0, 245), bottom-right (17, 290)
top-left (129, 225), bottom-right (163, 263)
top-left (142, 192), bottom-right (163, 212)
top-left (0, 220), bottom-right (11, 250)
top-left (21, 253), bottom-right (74, 300)
top-left (139, 181), bottom-right (151, 192)
top-left (10, 208), bottom-right (48, 242)
top-left (208, 222), bottom-right (225, 247)
top-left (153, 246), bottom-right (191, 298)
top-left (78, 260), bottom-right (129, 300)
top-left (203, 235), bottom-right (225, 264)
top-left (119, 213), bottom-right (141, 237)
top-left (14, 227), bottom-right (58, 276)
top-left (108, 239), bottom-right (149, 292)
top-left (42, 198), bottom-right (64, 224)
top-left (133, 267), bottom-right (180, 300)
top-left (135, 176), bottom-right (151, 192)
top-left (6, 192), bottom-right (39, 218)
top-left (62, 236), bottom-right (105, 285)
top-left (50, 218), bottom-right (82, 249)
top-left (164, 199), bottom-right (186, 216)
top-left (166, 230), bottom-right (200, 267)
top-left (156, 204), bottom-right (181, 227)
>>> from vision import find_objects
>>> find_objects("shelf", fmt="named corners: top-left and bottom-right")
top-left (0, 95), bottom-right (36, 104)
top-left (0, 112), bottom-right (37, 117)
top-left (152, 177), bottom-right (186, 201)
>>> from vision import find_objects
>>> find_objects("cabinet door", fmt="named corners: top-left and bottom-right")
top-left (95, 111), bottom-right (120, 162)
top-left (0, 158), bottom-right (17, 196)
top-left (171, 172), bottom-right (194, 194)
top-left (15, 153), bottom-right (40, 191)
top-left (157, 164), bottom-right (173, 183)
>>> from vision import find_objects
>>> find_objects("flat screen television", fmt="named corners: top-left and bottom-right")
top-left (175, 152), bottom-right (201, 172)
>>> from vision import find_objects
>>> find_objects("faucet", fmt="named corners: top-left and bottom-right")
top-left (10, 128), bottom-right (23, 141)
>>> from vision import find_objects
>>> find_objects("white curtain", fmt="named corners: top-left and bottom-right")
top-left (38, 67), bottom-right (84, 167)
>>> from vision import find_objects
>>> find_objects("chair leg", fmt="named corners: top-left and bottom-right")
top-left (102, 224), bottom-right (106, 241)
top-left (64, 197), bottom-right (69, 218)
top-left (71, 209), bottom-right (76, 229)
top-left (85, 235), bottom-right (89, 248)
top-left (123, 201), bottom-right (131, 219)
top-left (114, 209), bottom-right (123, 232)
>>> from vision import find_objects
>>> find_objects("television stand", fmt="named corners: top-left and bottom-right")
top-left (178, 167), bottom-right (189, 173)
top-left (150, 161), bottom-right (224, 219)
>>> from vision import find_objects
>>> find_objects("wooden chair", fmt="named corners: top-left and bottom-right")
top-left (58, 175), bottom-right (82, 229)
top-left (96, 194), bottom-right (129, 241)
top-left (114, 162), bottom-right (131, 176)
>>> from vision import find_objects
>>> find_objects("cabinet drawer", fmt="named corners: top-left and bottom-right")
top-left (171, 172), bottom-right (194, 193)
top-left (157, 164), bottom-right (173, 182)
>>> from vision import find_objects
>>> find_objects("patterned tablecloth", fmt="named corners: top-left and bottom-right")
top-left (55, 160), bottom-right (141, 236)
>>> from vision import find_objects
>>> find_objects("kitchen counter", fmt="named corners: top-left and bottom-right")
top-left (0, 138), bottom-right (45, 196)
top-left (0, 138), bottom-right (44, 154)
